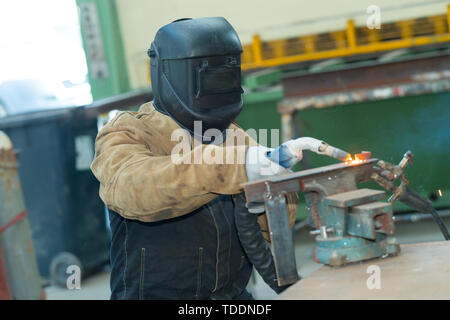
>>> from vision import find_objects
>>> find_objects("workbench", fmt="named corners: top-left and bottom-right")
top-left (279, 241), bottom-right (450, 300)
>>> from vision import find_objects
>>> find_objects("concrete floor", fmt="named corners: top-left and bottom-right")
top-left (44, 212), bottom-right (450, 300)
top-left (45, 268), bottom-right (110, 300)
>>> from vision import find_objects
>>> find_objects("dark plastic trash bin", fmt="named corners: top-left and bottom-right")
top-left (0, 107), bottom-right (109, 286)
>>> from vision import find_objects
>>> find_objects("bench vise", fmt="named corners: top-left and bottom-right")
top-left (241, 154), bottom-right (401, 286)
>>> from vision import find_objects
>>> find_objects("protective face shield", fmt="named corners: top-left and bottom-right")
top-left (148, 17), bottom-right (244, 143)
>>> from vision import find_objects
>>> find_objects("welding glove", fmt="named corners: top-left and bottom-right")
top-left (245, 145), bottom-right (291, 181)
top-left (245, 146), bottom-right (293, 213)
top-left (266, 141), bottom-right (304, 169)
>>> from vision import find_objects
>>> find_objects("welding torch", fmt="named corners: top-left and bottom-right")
top-left (267, 137), bottom-right (350, 168)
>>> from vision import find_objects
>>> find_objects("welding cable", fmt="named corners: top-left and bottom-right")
top-left (233, 193), bottom-right (294, 294)
top-left (398, 188), bottom-right (450, 241)
top-left (428, 208), bottom-right (450, 241)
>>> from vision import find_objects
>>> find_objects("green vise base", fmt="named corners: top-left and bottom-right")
top-left (307, 188), bottom-right (401, 266)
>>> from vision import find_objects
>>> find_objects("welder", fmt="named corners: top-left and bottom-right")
top-left (91, 17), bottom-right (331, 300)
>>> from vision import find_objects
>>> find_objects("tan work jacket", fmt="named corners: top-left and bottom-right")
top-left (91, 102), bottom-right (298, 241)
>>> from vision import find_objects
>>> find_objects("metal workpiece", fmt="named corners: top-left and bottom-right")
top-left (242, 159), bottom-right (378, 203)
top-left (242, 156), bottom-right (400, 283)
top-left (263, 186), bottom-right (299, 286)
top-left (0, 131), bottom-right (43, 299)
top-left (371, 151), bottom-right (450, 240)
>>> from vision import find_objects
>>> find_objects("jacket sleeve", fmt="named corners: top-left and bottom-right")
top-left (91, 113), bottom-right (250, 222)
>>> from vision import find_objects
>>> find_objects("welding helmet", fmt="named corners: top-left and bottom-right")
top-left (148, 17), bottom-right (243, 142)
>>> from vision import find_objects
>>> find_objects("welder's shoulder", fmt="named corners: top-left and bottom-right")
top-left (105, 102), bottom-right (177, 133)
top-left (92, 103), bottom-right (158, 151)
top-left (105, 102), bottom-right (155, 128)
top-left (228, 122), bottom-right (259, 147)
top-left (98, 103), bottom-right (163, 140)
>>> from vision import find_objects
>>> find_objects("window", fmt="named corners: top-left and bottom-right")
top-left (0, 0), bottom-right (92, 116)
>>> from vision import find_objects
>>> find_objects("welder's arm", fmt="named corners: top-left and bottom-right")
top-left (91, 124), bottom-right (249, 222)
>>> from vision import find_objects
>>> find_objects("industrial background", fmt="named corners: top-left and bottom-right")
top-left (0, 0), bottom-right (449, 300)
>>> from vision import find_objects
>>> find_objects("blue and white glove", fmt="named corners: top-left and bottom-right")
top-left (245, 146), bottom-right (289, 182)
top-left (266, 142), bottom-right (303, 169)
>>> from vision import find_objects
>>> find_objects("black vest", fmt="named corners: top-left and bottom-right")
top-left (108, 194), bottom-right (253, 300)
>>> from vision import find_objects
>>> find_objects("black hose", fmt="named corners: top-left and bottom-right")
top-left (398, 187), bottom-right (450, 241)
top-left (233, 193), bottom-right (294, 294)
top-left (428, 208), bottom-right (450, 241)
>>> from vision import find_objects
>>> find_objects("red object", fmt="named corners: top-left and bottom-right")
top-left (0, 210), bottom-right (27, 234)
top-left (0, 241), bottom-right (12, 300)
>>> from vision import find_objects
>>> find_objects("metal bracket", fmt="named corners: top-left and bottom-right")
top-left (264, 182), bottom-right (299, 286)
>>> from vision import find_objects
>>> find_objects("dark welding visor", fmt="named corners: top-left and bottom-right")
top-left (196, 65), bottom-right (243, 98)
